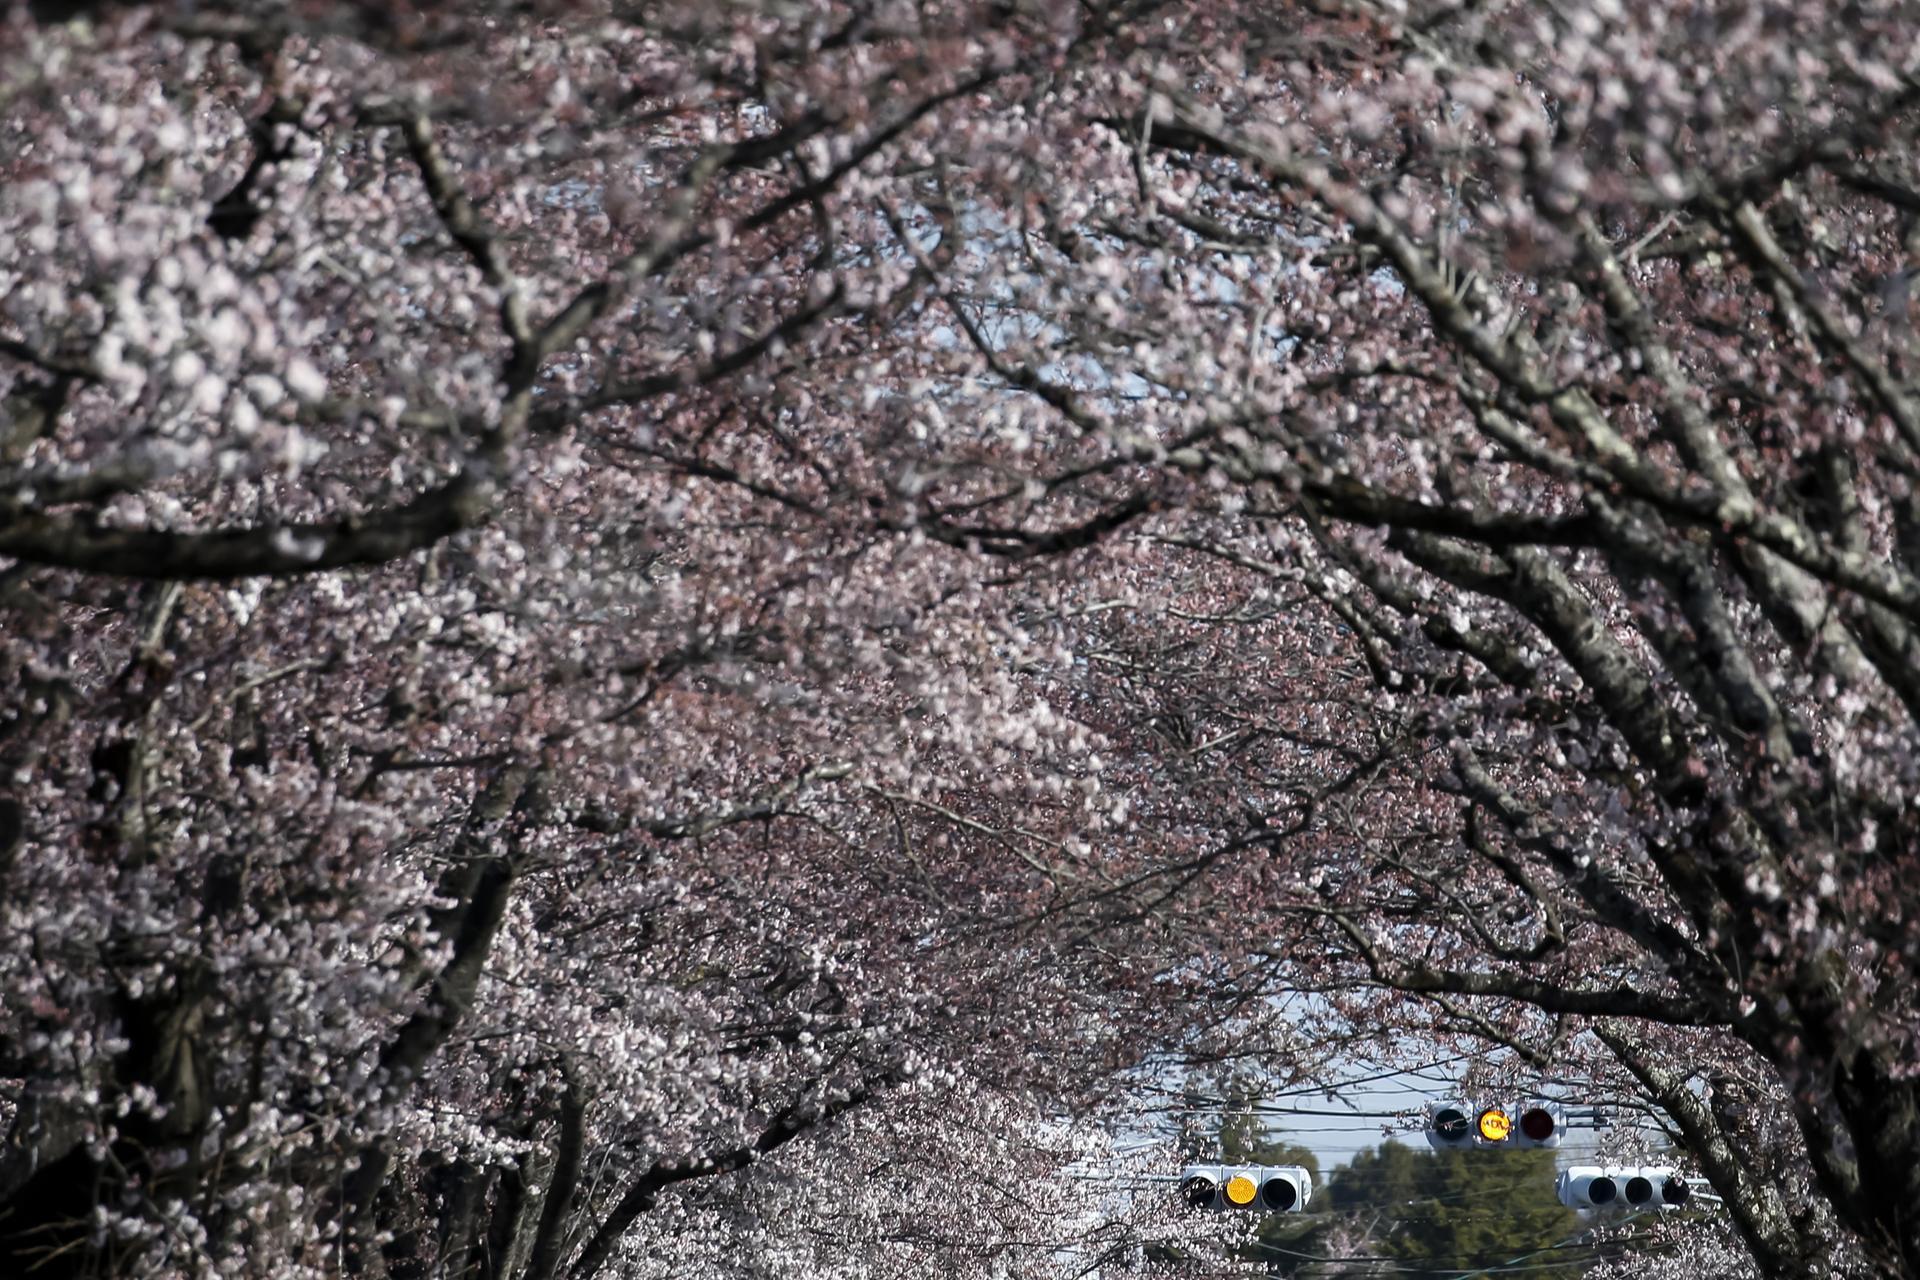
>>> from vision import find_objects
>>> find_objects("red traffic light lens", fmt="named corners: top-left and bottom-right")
top-left (1519, 1107), bottom-right (1556, 1141)
top-left (1260, 1177), bottom-right (1298, 1211)
top-left (1662, 1177), bottom-right (1691, 1206)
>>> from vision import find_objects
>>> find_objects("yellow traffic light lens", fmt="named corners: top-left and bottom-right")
top-left (1477, 1108), bottom-right (1512, 1141)
top-left (1225, 1174), bottom-right (1257, 1205)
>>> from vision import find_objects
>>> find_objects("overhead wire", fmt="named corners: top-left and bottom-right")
top-left (1127, 1053), bottom-right (1474, 1104)
top-left (1438, 1229), bottom-right (1612, 1279)
top-left (1144, 1237), bottom-right (1668, 1278)
top-left (1153, 1105), bottom-right (1425, 1118)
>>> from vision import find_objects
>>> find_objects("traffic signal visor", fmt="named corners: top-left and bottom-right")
top-left (1514, 1102), bottom-right (1565, 1148)
top-left (1559, 1167), bottom-right (1618, 1208)
top-left (1426, 1102), bottom-right (1474, 1151)
top-left (1259, 1167), bottom-right (1309, 1212)
top-left (1623, 1166), bottom-right (1690, 1207)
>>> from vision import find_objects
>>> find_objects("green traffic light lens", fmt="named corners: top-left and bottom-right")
top-left (1182, 1177), bottom-right (1216, 1210)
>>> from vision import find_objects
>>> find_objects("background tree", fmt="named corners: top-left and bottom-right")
top-left (1299, 1142), bottom-right (1582, 1279)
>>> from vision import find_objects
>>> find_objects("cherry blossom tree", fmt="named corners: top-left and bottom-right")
top-left (0, 3), bottom-right (1226, 1276)
top-left (853, 0), bottom-right (1920, 1274)
top-left (7, 1), bottom-right (1920, 1278)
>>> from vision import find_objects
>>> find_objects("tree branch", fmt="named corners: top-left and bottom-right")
top-left (1596, 1022), bottom-right (1820, 1279)
top-left (567, 1073), bottom-right (898, 1280)
top-left (522, 1063), bottom-right (587, 1280)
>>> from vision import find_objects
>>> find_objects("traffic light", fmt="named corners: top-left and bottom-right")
top-left (1178, 1164), bottom-right (1313, 1213)
top-left (1556, 1166), bottom-right (1691, 1211)
top-left (1256, 1166), bottom-right (1310, 1212)
top-left (1425, 1102), bottom-right (1475, 1151)
top-left (1622, 1167), bottom-right (1691, 1208)
top-left (1513, 1102), bottom-right (1566, 1149)
top-left (1473, 1105), bottom-right (1513, 1145)
top-left (1427, 1099), bottom-right (1567, 1149)
top-left (1559, 1167), bottom-right (1618, 1208)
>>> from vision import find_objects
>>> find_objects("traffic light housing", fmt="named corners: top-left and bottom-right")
top-left (1178, 1164), bottom-right (1313, 1213)
top-left (1257, 1166), bottom-right (1310, 1212)
top-left (1559, 1167), bottom-right (1619, 1208)
top-left (1556, 1165), bottom-right (1691, 1211)
top-left (1427, 1099), bottom-right (1566, 1149)
top-left (1513, 1102), bottom-right (1566, 1149)
top-left (1425, 1102), bottom-right (1475, 1151)
top-left (1622, 1167), bottom-right (1691, 1208)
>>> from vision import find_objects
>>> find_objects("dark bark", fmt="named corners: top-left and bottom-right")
top-left (522, 1072), bottom-right (587, 1280)
top-left (568, 1073), bottom-right (896, 1280)
top-left (0, 978), bottom-right (215, 1279)
top-left (480, 1158), bottom-right (530, 1280)
top-left (0, 468), bottom-right (495, 580)
top-left (433, 1159), bottom-right (495, 1280)
top-left (1598, 1023), bottom-right (1823, 1278)
top-left (339, 766), bottom-right (541, 1271)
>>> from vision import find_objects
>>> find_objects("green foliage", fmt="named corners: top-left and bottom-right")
top-left (1173, 1070), bottom-right (1323, 1169)
top-left (1171, 1079), bottom-right (1578, 1277)
top-left (1256, 1141), bottom-right (1583, 1279)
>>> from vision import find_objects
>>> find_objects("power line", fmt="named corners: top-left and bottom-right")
top-left (1130, 1053), bottom-right (1473, 1103)
top-left (1158, 1104), bottom-right (1423, 1118)
top-left (1203, 1238), bottom-right (1644, 1277)
top-left (1137, 1054), bottom-right (1472, 1104)
top-left (1443, 1230), bottom-right (1605, 1279)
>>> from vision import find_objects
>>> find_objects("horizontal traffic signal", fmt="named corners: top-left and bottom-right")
top-left (1426, 1100), bottom-right (1565, 1149)
top-left (1557, 1165), bottom-right (1691, 1211)
top-left (1178, 1164), bottom-right (1313, 1214)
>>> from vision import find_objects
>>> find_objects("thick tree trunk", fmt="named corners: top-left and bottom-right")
top-left (1598, 1024), bottom-right (1825, 1279)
